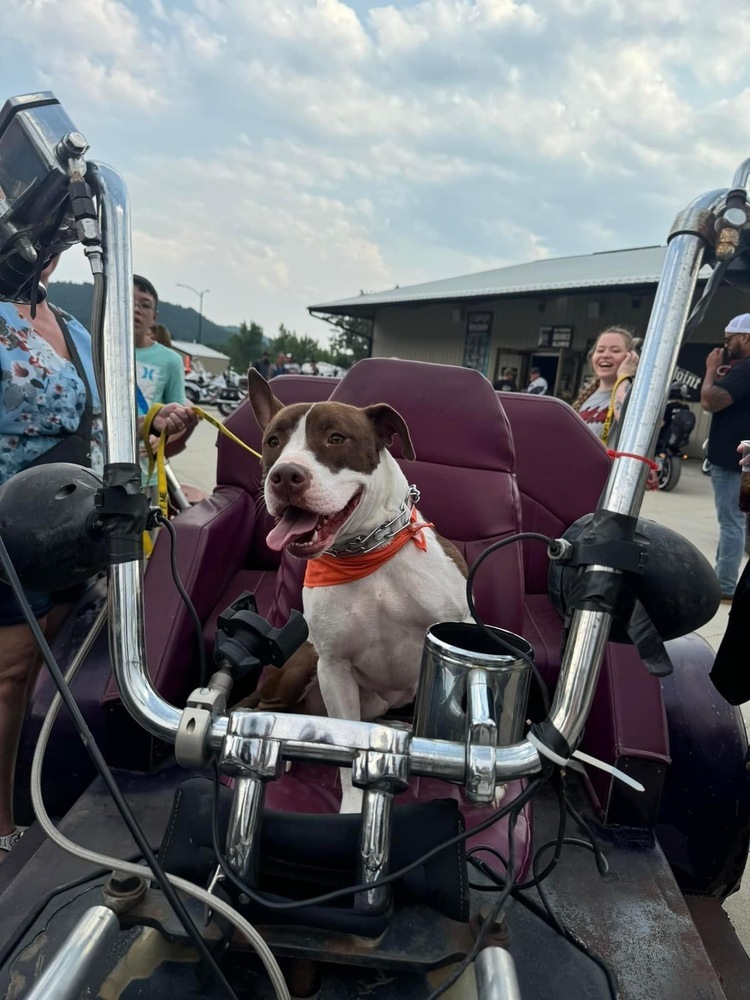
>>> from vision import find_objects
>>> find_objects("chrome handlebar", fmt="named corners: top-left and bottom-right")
top-left (95, 161), bottom-right (746, 798)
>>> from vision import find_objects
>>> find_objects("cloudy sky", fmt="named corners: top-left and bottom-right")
top-left (2, 0), bottom-right (750, 342)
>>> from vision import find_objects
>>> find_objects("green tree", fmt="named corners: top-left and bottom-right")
top-left (221, 321), bottom-right (265, 373)
top-left (270, 324), bottom-right (332, 365)
top-left (327, 316), bottom-right (372, 368)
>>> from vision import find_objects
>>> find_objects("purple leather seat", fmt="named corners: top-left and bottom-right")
top-left (103, 363), bottom-right (668, 833)
top-left (260, 359), bottom-right (531, 869)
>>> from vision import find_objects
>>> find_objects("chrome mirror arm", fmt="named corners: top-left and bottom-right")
top-left (92, 162), bottom-right (183, 744)
top-left (546, 187), bottom-right (729, 754)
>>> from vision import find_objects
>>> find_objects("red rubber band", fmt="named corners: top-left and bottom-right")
top-left (606, 449), bottom-right (659, 471)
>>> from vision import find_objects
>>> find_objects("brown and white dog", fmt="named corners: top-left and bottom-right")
top-left (246, 370), bottom-right (470, 811)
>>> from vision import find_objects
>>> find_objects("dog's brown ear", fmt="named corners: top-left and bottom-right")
top-left (363, 403), bottom-right (416, 461)
top-left (246, 368), bottom-right (285, 430)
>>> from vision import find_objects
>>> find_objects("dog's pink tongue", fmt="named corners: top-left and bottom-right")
top-left (266, 508), bottom-right (320, 551)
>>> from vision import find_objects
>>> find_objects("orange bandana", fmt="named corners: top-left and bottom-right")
top-left (304, 508), bottom-right (434, 588)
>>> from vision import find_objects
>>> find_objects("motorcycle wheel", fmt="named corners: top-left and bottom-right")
top-left (218, 401), bottom-right (238, 417)
top-left (185, 385), bottom-right (199, 405)
top-left (657, 454), bottom-right (682, 492)
top-left (702, 458), bottom-right (711, 475)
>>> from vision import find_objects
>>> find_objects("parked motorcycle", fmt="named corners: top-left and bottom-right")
top-left (654, 381), bottom-right (696, 491)
top-left (184, 363), bottom-right (218, 406)
top-left (215, 369), bottom-right (245, 416)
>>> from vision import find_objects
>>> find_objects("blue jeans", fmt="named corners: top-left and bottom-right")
top-left (710, 466), bottom-right (745, 595)
top-left (0, 581), bottom-right (87, 626)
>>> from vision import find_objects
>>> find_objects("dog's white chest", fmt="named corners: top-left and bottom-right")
top-left (303, 538), bottom-right (468, 693)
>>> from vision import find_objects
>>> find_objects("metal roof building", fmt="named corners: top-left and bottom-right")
top-left (307, 245), bottom-right (747, 416)
top-left (309, 246), bottom-right (713, 317)
top-left (171, 340), bottom-right (230, 376)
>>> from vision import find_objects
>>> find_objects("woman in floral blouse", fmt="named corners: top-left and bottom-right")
top-left (0, 257), bottom-right (184, 854)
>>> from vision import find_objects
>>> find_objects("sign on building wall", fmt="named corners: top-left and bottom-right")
top-left (463, 311), bottom-right (493, 373)
top-left (538, 325), bottom-right (573, 348)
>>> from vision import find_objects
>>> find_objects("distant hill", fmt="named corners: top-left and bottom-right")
top-left (47, 281), bottom-right (234, 347)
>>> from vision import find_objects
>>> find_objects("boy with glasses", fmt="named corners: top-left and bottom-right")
top-left (134, 275), bottom-right (196, 487)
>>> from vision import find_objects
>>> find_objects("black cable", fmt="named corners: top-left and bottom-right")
top-left (533, 855), bottom-right (619, 998)
top-left (424, 800), bottom-right (522, 1000)
top-left (468, 839), bottom-right (604, 890)
top-left (461, 766), bottom-right (616, 997)
top-left (467, 772), bottom-right (570, 892)
top-left (467, 839), bottom-right (618, 997)
top-left (28, 200), bottom-right (70, 318)
top-left (514, 772), bottom-right (567, 890)
top-left (465, 531), bottom-right (556, 714)
top-left (210, 761), bottom-right (542, 912)
top-left (89, 267), bottom-right (106, 402)
top-left (0, 535), bottom-right (238, 1000)
top-left (565, 797), bottom-right (609, 878)
top-left (510, 883), bottom-right (620, 998)
top-left (157, 513), bottom-right (208, 687)
top-left (683, 258), bottom-right (729, 340)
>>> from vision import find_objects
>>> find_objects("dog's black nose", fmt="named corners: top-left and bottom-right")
top-left (269, 463), bottom-right (311, 495)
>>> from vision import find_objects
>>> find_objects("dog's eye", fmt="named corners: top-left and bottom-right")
top-left (328, 433), bottom-right (346, 445)
top-left (266, 435), bottom-right (280, 448)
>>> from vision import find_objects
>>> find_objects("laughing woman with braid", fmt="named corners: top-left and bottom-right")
top-left (572, 327), bottom-right (641, 445)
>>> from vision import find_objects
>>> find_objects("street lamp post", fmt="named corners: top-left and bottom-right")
top-left (176, 283), bottom-right (210, 344)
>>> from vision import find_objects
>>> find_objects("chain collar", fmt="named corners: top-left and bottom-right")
top-left (324, 485), bottom-right (422, 557)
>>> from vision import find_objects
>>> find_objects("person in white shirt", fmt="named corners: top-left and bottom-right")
top-left (526, 367), bottom-right (548, 395)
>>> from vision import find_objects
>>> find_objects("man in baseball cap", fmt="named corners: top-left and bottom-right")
top-left (701, 314), bottom-right (750, 599)
top-left (724, 314), bottom-right (750, 335)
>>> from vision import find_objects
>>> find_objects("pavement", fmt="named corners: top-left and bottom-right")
top-left (171, 416), bottom-right (750, 951)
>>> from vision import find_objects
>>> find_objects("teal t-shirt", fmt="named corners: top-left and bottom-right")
top-left (135, 342), bottom-right (186, 485)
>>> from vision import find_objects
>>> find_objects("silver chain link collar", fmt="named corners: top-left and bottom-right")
top-left (324, 485), bottom-right (422, 557)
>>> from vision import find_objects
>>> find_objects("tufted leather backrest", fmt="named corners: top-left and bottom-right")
top-left (497, 393), bottom-right (611, 593)
top-left (270, 359), bottom-right (525, 636)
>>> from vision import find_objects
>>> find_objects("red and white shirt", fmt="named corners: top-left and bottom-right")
top-left (578, 387), bottom-right (613, 440)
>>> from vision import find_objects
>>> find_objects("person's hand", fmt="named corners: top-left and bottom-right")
top-left (617, 351), bottom-right (639, 379)
top-left (646, 467), bottom-right (659, 491)
top-left (706, 348), bottom-right (724, 373)
top-left (737, 442), bottom-right (750, 470)
top-left (152, 402), bottom-right (197, 437)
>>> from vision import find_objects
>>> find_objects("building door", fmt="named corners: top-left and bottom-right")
top-left (529, 352), bottom-right (560, 395)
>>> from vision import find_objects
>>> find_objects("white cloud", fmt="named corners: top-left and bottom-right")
top-left (3, 0), bottom-right (172, 111)
top-left (3, 0), bottom-right (750, 341)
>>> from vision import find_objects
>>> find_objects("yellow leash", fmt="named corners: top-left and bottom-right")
top-left (192, 405), bottom-right (262, 462)
top-left (141, 403), bottom-right (261, 555)
top-left (601, 374), bottom-right (632, 447)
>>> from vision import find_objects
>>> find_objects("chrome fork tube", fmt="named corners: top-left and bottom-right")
top-left (94, 163), bottom-right (182, 743)
top-left (356, 788), bottom-right (395, 912)
top-left (547, 191), bottom-right (722, 746)
top-left (732, 158), bottom-right (750, 190)
top-left (24, 906), bottom-right (120, 1000)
